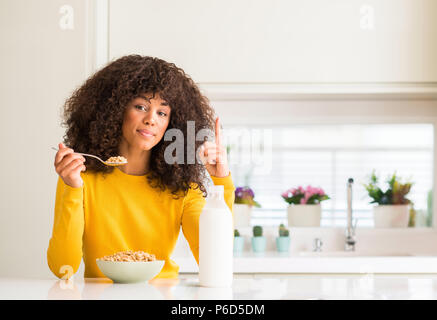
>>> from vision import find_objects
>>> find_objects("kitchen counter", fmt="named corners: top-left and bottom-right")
top-left (176, 252), bottom-right (437, 274)
top-left (2, 273), bottom-right (437, 300)
top-left (173, 228), bottom-right (437, 274)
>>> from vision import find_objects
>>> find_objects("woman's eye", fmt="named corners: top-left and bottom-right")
top-left (158, 112), bottom-right (167, 117)
top-left (135, 105), bottom-right (147, 111)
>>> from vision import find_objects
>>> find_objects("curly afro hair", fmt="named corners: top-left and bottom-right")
top-left (62, 55), bottom-right (216, 199)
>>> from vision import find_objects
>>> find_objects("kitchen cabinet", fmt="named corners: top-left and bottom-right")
top-left (109, 0), bottom-right (437, 84)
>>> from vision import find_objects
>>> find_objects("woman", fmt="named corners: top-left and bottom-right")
top-left (47, 55), bottom-right (235, 279)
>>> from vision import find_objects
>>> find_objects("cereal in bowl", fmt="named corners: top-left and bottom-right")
top-left (98, 250), bottom-right (156, 262)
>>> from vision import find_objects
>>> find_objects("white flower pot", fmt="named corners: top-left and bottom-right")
top-left (373, 204), bottom-right (410, 228)
top-left (233, 203), bottom-right (252, 227)
top-left (287, 204), bottom-right (321, 227)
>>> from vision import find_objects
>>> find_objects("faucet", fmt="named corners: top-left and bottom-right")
top-left (345, 178), bottom-right (356, 251)
top-left (313, 238), bottom-right (323, 252)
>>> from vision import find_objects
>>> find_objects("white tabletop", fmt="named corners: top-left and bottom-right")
top-left (2, 274), bottom-right (437, 300)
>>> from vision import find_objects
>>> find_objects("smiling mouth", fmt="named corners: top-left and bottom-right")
top-left (137, 130), bottom-right (155, 138)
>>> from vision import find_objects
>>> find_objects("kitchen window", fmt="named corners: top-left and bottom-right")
top-left (225, 123), bottom-right (433, 228)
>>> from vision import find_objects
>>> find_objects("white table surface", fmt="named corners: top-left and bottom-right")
top-left (2, 273), bottom-right (437, 300)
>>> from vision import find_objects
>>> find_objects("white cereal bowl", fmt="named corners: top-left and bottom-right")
top-left (96, 259), bottom-right (165, 284)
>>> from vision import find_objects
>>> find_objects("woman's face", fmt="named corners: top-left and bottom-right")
top-left (121, 93), bottom-right (171, 151)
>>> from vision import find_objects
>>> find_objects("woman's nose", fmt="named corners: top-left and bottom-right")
top-left (143, 113), bottom-right (156, 125)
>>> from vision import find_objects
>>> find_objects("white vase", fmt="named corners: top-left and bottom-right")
top-left (373, 204), bottom-right (410, 228)
top-left (287, 204), bottom-right (321, 227)
top-left (233, 203), bottom-right (252, 227)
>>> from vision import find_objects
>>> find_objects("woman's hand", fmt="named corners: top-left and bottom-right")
top-left (198, 117), bottom-right (230, 178)
top-left (54, 142), bottom-right (86, 188)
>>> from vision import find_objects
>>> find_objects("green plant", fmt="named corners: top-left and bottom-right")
top-left (408, 203), bottom-right (416, 227)
top-left (363, 170), bottom-right (413, 205)
top-left (427, 190), bottom-right (433, 227)
top-left (278, 224), bottom-right (289, 237)
top-left (253, 225), bottom-right (263, 237)
top-left (234, 229), bottom-right (240, 237)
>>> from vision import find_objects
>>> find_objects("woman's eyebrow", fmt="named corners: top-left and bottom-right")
top-left (137, 94), bottom-right (169, 106)
top-left (138, 94), bottom-right (152, 103)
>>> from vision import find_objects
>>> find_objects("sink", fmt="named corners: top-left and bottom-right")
top-left (297, 251), bottom-right (413, 257)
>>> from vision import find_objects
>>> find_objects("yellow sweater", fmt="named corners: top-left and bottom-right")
top-left (47, 167), bottom-right (235, 279)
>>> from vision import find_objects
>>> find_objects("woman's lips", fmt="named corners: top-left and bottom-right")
top-left (137, 129), bottom-right (155, 138)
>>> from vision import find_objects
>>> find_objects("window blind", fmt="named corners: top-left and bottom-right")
top-left (225, 124), bottom-right (433, 227)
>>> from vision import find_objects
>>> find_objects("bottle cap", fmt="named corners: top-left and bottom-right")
top-left (208, 185), bottom-right (224, 199)
top-left (211, 185), bottom-right (224, 193)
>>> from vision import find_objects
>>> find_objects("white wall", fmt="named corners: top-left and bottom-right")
top-left (0, 0), bottom-right (91, 278)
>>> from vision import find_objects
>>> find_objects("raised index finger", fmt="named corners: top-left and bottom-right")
top-left (215, 117), bottom-right (221, 147)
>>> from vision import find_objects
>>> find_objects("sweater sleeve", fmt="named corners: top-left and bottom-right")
top-left (47, 177), bottom-right (85, 279)
top-left (181, 173), bottom-right (236, 265)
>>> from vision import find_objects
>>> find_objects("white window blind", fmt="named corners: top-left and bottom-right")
top-left (225, 124), bottom-right (433, 227)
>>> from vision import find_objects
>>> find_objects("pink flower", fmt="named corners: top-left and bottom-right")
top-left (305, 186), bottom-right (314, 195)
top-left (282, 188), bottom-right (292, 198)
top-left (282, 185), bottom-right (329, 205)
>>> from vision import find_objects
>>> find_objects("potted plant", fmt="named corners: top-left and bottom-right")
top-left (233, 186), bottom-right (261, 227)
top-left (364, 170), bottom-right (413, 228)
top-left (251, 225), bottom-right (266, 253)
top-left (276, 224), bottom-right (290, 252)
top-left (233, 229), bottom-right (244, 255)
top-left (281, 185), bottom-right (330, 227)
top-left (427, 190), bottom-right (433, 227)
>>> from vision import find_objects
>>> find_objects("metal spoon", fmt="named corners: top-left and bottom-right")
top-left (51, 147), bottom-right (128, 166)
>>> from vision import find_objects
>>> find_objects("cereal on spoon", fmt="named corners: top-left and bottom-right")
top-left (106, 156), bottom-right (128, 164)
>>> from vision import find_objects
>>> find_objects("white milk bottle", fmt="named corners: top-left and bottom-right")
top-left (199, 185), bottom-right (233, 287)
